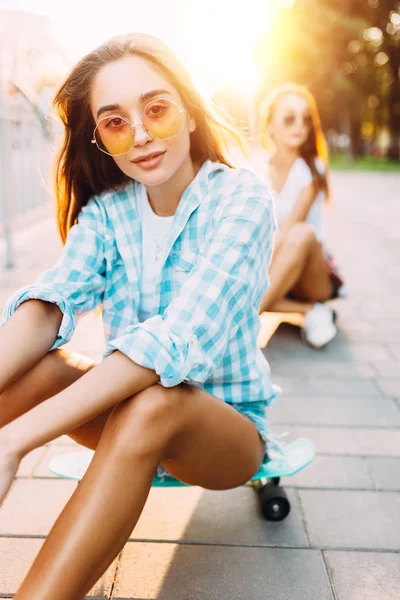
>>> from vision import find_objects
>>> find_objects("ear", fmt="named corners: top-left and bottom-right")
top-left (188, 115), bottom-right (196, 133)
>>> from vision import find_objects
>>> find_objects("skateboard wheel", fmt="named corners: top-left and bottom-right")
top-left (257, 481), bottom-right (291, 521)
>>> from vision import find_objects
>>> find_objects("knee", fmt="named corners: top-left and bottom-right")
top-left (107, 384), bottom-right (188, 456)
top-left (46, 349), bottom-right (96, 374)
top-left (284, 223), bottom-right (317, 250)
top-left (131, 384), bottom-right (186, 427)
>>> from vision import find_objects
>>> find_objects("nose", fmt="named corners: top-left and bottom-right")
top-left (132, 122), bottom-right (152, 147)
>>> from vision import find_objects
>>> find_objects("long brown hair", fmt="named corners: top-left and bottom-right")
top-left (259, 83), bottom-right (330, 202)
top-left (53, 32), bottom-right (246, 243)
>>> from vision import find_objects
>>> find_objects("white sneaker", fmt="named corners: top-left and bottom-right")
top-left (301, 303), bottom-right (338, 349)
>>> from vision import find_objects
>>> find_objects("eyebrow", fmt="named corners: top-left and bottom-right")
top-left (96, 89), bottom-right (172, 119)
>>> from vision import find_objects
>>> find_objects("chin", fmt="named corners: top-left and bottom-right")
top-left (288, 137), bottom-right (306, 149)
top-left (127, 164), bottom-right (173, 187)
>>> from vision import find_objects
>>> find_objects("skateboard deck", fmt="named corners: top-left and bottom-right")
top-left (48, 437), bottom-right (315, 487)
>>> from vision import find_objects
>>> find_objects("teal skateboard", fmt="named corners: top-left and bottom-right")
top-left (48, 437), bottom-right (315, 522)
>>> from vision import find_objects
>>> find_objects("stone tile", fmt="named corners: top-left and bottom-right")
top-left (16, 447), bottom-right (46, 477)
top-left (300, 490), bottom-right (400, 549)
top-left (0, 479), bottom-right (77, 536)
top-left (269, 360), bottom-right (375, 378)
top-left (34, 444), bottom-right (77, 477)
top-left (113, 543), bottom-right (333, 600)
top-left (338, 322), bottom-right (400, 343)
top-left (325, 551), bottom-right (400, 600)
top-left (265, 332), bottom-right (393, 362)
top-left (270, 376), bottom-right (381, 398)
top-left (130, 486), bottom-right (308, 547)
top-left (387, 346), bottom-right (400, 361)
top-left (270, 394), bottom-right (400, 427)
top-left (286, 456), bottom-right (373, 490)
top-left (367, 457), bottom-right (400, 491)
top-left (0, 538), bottom-right (116, 598)
top-left (375, 377), bottom-right (400, 399)
top-left (278, 426), bottom-right (400, 456)
top-left (327, 343), bottom-right (394, 363)
top-left (372, 361), bottom-right (400, 377)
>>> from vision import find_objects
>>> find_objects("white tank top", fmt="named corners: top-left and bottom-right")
top-left (137, 188), bottom-right (174, 322)
top-left (264, 154), bottom-right (326, 242)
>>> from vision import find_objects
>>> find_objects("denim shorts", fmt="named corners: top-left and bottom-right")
top-left (228, 400), bottom-right (270, 462)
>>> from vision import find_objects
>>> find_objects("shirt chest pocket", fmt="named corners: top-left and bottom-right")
top-left (168, 249), bottom-right (198, 292)
top-left (169, 249), bottom-right (198, 273)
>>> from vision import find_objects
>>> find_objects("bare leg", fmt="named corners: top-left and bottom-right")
top-left (289, 241), bottom-right (334, 302)
top-left (269, 298), bottom-right (314, 314)
top-left (13, 383), bottom-right (265, 600)
top-left (260, 223), bottom-right (333, 313)
top-left (0, 350), bottom-right (117, 505)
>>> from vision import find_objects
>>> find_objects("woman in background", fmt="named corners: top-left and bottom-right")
top-left (258, 83), bottom-right (344, 349)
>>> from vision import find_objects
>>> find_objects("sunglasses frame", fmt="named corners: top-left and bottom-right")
top-left (282, 113), bottom-right (313, 129)
top-left (91, 97), bottom-right (186, 156)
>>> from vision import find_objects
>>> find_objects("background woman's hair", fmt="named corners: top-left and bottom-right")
top-left (258, 83), bottom-right (330, 203)
top-left (52, 32), bottom-right (247, 243)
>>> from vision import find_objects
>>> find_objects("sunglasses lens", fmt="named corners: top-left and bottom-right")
top-left (303, 114), bottom-right (312, 128)
top-left (94, 116), bottom-right (133, 155)
top-left (283, 115), bottom-right (295, 127)
top-left (143, 99), bottom-right (182, 140)
top-left (282, 114), bottom-right (312, 128)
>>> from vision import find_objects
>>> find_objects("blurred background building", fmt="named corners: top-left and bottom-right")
top-left (0, 9), bottom-right (69, 122)
top-left (0, 9), bottom-right (69, 265)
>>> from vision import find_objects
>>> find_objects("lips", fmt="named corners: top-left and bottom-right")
top-left (131, 150), bottom-right (166, 163)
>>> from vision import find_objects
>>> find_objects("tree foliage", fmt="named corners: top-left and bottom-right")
top-left (253, 0), bottom-right (400, 158)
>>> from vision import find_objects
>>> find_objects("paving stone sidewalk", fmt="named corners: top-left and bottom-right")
top-left (0, 171), bottom-right (399, 599)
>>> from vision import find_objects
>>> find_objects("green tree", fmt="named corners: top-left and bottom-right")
top-left (254, 0), bottom-right (400, 159)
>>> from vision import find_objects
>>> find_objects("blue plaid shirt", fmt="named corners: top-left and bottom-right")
top-left (1, 160), bottom-right (278, 404)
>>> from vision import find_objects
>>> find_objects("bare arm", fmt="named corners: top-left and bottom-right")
top-left (0, 300), bottom-right (63, 395)
top-left (0, 301), bottom-right (159, 455)
top-left (273, 182), bottom-right (317, 255)
top-left (0, 196), bottom-right (109, 395)
top-left (2, 349), bottom-right (160, 455)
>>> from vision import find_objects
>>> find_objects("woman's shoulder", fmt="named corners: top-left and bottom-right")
top-left (209, 160), bottom-right (270, 192)
top-left (295, 156), bottom-right (326, 185)
top-left (76, 180), bottom-right (139, 234)
top-left (85, 179), bottom-right (140, 216)
top-left (297, 155), bottom-right (327, 173)
top-left (207, 161), bottom-right (274, 224)
top-left (315, 156), bottom-right (327, 175)
top-left (89, 178), bottom-right (138, 206)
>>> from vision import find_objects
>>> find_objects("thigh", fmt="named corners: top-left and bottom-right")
top-left (290, 241), bottom-right (333, 302)
top-left (159, 384), bottom-right (266, 490)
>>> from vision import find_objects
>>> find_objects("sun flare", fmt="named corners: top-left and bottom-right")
top-left (41, 0), bottom-right (281, 98)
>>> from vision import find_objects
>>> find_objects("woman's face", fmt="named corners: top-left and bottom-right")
top-left (90, 55), bottom-right (195, 187)
top-left (267, 93), bottom-right (312, 151)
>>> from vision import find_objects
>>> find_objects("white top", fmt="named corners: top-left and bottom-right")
top-left (137, 189), bottom-right (174, 322)
top-left (263, 154), bottom-right (326, 242)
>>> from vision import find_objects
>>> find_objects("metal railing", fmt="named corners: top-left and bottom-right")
top-left (0, 98), bottom-right (52, 268)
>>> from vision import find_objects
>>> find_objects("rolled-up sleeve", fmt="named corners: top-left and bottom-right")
top-left (106, 172), bottom-right (276, 387)
top-left (0, 198), bottom-right (107, 350)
